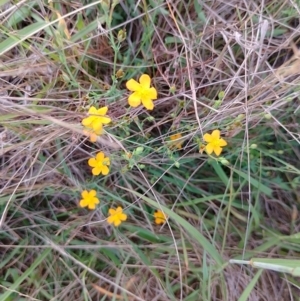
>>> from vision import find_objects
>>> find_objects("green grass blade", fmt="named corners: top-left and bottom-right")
top-left (1, 248), bottom-right (51, 300)
top-left (251, 258), bottom-right (300, 276)
top-left (230, 258), bottom-right (300, 276)
top-left (232, 167), bottom-right (273, 196)
top-left (0, 22), bottom-right (47, 55)
top-left (0, 0), bottom-right (103, 56)
top-left (121, 187), bottom-right (223, 266)
top-left (238, 269), bottom-right (263, 301)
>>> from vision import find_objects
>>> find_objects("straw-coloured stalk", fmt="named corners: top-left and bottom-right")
top-left (229, 258), bottom-right (300, 276)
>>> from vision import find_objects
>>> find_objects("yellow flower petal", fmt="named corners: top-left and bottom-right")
top-left (88, 106), bottom-right (97, 114)
top-left (176, 142), bottom-right (183, 150)
top-left (97, 106), bottom-right (108, 115)
top-left (205, 143), bottom-right (214, 155)
top-left (92, 119), bottom-right (103, 131)
top-left (79, 199), bottom-right (88, 208)
top-left (169, 133), bottom-right (183, 150)
top-left (100, 116), bottom-right (112, 124)
top-left (90, 190), bottom-right (97, 196)
top-left (147, 87), bottom-right (157, 99)
top-left (88, 158), bottom-right (97, 167)
top-left (88, 203), bottom-right (96, 210)
top-left (92, 167), bottom-right (101, 176)
top-left (128, 92), bottom-right (142, 107)
top-left (96, 152), bottom-right (105, 161)
top-left (142, 98), bottom-right (154, 110)
top-left (94, 127), bottom-right (103, 135)
top-left (101, 165), bottom-right (109, 175)
top-left (114, 219), bottom-right (121, 227)
top-left (154, 210), bottom-right (167, 225)
top-left (156, 217), bottom-right (166, 224)
top-left (170, 134), bottom-right (181, 141)
top-left (120, 213), bottom-right (127, 221)
top-left (81, 190), bottom-right (89, 198)
top-left (219, 138), bottom-right (227, 147)
top-left (107, 216), bottom-right (114, 224)
top-left (211, 130), bottom-right (220, 139)
top-left (126, 79), bottom-right (141, 91)
top-left (214, 146), bottom-right (222, 156)
top-left (203, 133), bottom-right (212, 143)
top-left (139, 74), bottom-right (151, 88)
top-left (108, 208), bottom-right (116, 215)
top-left (82, 116), bottom-right (93, 127)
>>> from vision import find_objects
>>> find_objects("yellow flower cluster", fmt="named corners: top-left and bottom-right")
top-left (129, 75), bottom-right (227, 156)
top-left (168, 130), bottom-right (228, 156)
top-left (80, 105), bottom-right (128, 226)
top-left (79, 190), bottom-right (127, 227)
top-left (79, 189), bottom-right (167, 227)
top-left (77, 74), bottom-right (229, 229)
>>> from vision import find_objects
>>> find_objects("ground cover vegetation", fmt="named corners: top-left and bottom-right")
top-left (0, 0), bottom-right (300, 300)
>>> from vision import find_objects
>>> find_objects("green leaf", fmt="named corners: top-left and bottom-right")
top-left (70, 17), bottom-right (106, 43)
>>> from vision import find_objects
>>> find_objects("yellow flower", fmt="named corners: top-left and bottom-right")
top-left (88, 152), bottom-right (110, 176)
top-left (170, 133), bottom-right (183, 150)
top-left (203, 129), bottom-right (227, 156)
top-left (126, 74), bottom-right (158, 110)
top-left (79, 190), bottom-right (100, 210)
top-left (81, 106), bottom-right (111, 131)
top-left (107, 206), bottom-right (127, 227)
top-left (83, 127), bottom-right (103, 142)
top-left (154, 210), bottom-right (168, 225)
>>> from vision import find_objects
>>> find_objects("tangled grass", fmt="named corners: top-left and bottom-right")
top-left (0, 0), bottom-right (300, 300)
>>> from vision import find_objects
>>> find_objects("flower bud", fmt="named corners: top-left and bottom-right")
top-left (117, 29), bottom-right (126, 42)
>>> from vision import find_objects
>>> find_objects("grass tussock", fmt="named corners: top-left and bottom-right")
top-left (0, 0), bottom-right (300, 300)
